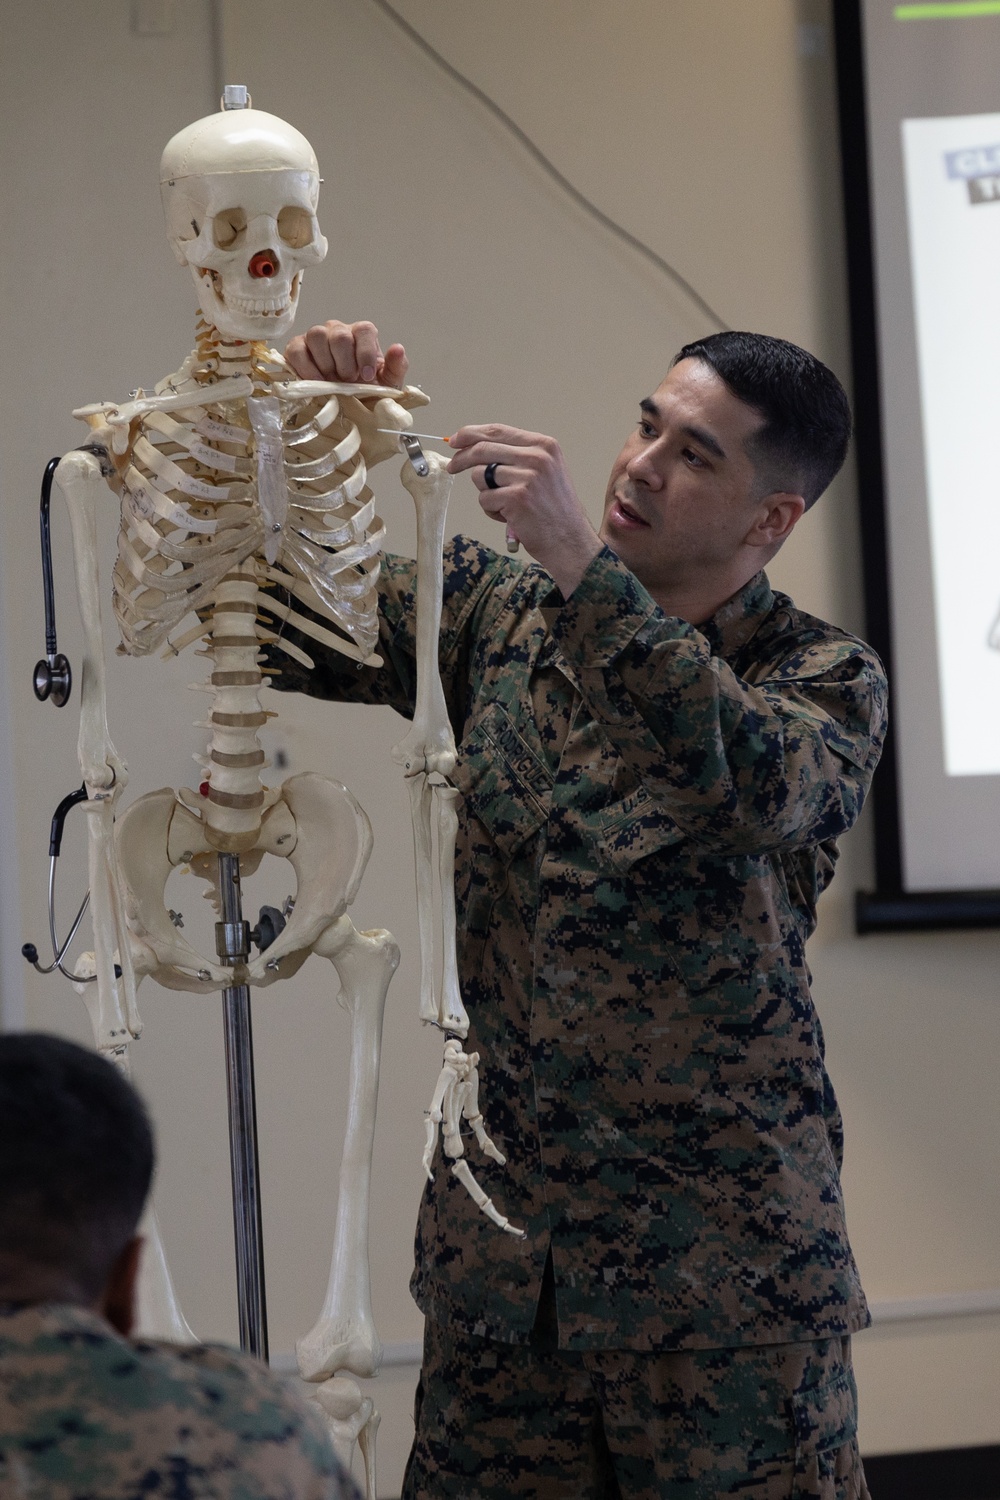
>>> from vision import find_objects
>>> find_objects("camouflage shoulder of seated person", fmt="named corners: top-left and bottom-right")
top-left (0, 1304), bottom-right (355, 1500)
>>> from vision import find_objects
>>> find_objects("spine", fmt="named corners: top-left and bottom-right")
top-left (204, 567), bottom-right (267, 853)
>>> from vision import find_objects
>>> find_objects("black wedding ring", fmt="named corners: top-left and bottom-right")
top-left (484, 462), bottom-right (500, 490)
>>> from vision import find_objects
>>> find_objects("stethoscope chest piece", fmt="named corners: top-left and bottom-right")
top-left (33, 653), bottom-right (72, 707)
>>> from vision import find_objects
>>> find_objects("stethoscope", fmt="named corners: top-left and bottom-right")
top-left (31, 456), bottom-right (73, 707)
top-left (21, 454), bottom-right (105, 985)
top-left (21, 784), bottom-right (98, 982)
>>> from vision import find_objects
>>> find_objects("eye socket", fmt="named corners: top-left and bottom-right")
top-left (277, 205), bottom-right (315, 249)
top-left (212, 207), bottom-right (247, 249)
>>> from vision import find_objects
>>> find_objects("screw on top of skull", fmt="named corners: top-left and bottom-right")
top-left (249, 249), bottom-right (280, 279)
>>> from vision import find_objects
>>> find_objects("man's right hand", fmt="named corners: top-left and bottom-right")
top-left (447, 423), bottom-right (603, 598)
top-left (284, 319), bottom-right (409, 387)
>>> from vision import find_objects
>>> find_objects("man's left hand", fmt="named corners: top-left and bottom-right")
top-left (447, 424), bottom-right (602, 598)
top-left (285, 319), bottom-right (408, 387)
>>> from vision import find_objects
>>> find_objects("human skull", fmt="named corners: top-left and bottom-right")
top-left (160, 106), bottom-right (328, 342)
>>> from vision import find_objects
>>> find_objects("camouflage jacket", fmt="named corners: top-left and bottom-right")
top-left (0, 1302), bottom-right (357, 1499)
top-left (270, 537), bottom-right (887, 1352)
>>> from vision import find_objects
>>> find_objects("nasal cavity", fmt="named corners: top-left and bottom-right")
top-left (248, 249), bottom-right (279, 279)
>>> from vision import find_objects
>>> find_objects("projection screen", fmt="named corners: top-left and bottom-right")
top-left (837, 0), bottom-right (1000, 926)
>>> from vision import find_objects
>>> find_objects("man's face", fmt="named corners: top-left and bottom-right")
top-left (600, 358), bottom-right (770, 601)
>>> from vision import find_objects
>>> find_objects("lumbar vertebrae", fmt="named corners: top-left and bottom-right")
top-left (53, 90), bottom-right (519, 1500)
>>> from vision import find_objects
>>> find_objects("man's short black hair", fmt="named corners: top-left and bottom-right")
top-left (672, 331), bottom-right (852, 508)
top-left (0, 1033), bottom-right (154, 1299)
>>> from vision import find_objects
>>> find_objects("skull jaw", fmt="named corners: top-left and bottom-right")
top-left (192, 264), bottom-right (302, 343)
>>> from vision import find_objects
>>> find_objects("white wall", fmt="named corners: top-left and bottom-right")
top-left (1, 2), bottom-right (997, 1493)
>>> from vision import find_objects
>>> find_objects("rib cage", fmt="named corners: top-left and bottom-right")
top-left (76, 328), bottom-right (420, 851)
top-left (108, 337), bottom-right (388, 665)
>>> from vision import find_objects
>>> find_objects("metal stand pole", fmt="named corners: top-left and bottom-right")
top-left (216, 851), bottom-right (268, 1360)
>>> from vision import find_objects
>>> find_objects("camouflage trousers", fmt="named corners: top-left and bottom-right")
top-left (401, 1300), bottom-right (869, 1499)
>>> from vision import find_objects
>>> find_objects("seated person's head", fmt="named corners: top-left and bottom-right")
top-left (0, 1033), bottom-right (153, 1332)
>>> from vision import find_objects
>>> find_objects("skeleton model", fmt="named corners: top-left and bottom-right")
top-left (37, 91), bottom-right (521, 1496)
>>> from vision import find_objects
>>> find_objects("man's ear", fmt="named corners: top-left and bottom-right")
top-left (746, 492), bottom-right (806, 549)
top-left (99, 1235), bottom-right (144, 1337)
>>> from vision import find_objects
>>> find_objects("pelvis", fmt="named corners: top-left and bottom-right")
top-left (117, 772), bottom-right (372, 992)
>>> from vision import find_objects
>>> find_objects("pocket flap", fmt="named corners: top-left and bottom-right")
top-left (453, 701), bottom-right (552, 860)
top-left (598, 784), bottom-right (685, 874)
top-left (791, 1367), bottom-right (858, 1453)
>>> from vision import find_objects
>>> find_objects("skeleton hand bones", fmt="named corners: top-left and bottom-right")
top-left (424, 1038), bottom-right (524, 1237)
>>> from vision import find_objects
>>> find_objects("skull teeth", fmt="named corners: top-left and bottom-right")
top-left (225, 292), bottom-right (292, 316)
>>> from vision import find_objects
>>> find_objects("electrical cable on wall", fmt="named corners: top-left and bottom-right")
top-left (370, 0), bottom-right (730, 333)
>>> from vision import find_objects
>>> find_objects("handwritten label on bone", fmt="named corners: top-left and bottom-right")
top-left (126, 466), bottom-right (218, 534)
top-left (186, 436), bottom-right (248, 474)
top-left (196, 416), bottom-right (250, 446)
top-left (177, 472), bottom-right (232, 502)
top-left (129, 482), bottom-right (156, 520)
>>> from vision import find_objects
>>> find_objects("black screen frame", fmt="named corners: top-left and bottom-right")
top-left (833, 0), bottom-right (1000, 932)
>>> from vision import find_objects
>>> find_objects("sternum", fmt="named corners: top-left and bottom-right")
top-left (205, 567), bottom-right (267, 853)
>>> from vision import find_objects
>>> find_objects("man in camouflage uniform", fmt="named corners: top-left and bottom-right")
top-left (0, 1032), bottom-right (357, 1500)
top-left (278, 322), bottom-right (886, 1499)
